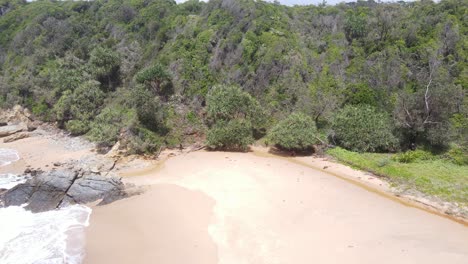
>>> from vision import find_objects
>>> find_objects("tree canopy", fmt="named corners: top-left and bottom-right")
top-left (0, 0), bottom-right (465, 154)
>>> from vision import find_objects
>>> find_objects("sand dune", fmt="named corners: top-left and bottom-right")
top-left (85, 150), bottom-right (468, 264)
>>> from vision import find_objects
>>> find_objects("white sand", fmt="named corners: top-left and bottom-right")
top-left (85, 150), bottom-right (468, 264)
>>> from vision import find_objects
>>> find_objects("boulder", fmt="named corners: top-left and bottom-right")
top-left (3, 132), bottom-right (29, 143)
top-left (0, 125), bottom-right (25, 137)
top-left (64, 173), bottom-right (126, 205)
top-left (0, 169), bottom-right (130, 213)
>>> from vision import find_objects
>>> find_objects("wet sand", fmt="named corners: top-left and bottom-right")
top-left (85, 150), bottom-right (468, 264)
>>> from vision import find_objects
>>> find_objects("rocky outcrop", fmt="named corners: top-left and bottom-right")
top-left (3, 132), bottom-right (29, 143)
top-left (0, 169), bottom-right (135, 213)
top-left (0, 105), bottom-right (40, 139)
top-left (0, 125), bottom-right (26, 137)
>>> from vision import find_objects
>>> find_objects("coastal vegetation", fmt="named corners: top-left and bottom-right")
top-left (0, 0), bottom-right (466, 202)
top-left (327, 147), bottom-right (468, 205)
top-left (267, 112), bottom-right (319, 151)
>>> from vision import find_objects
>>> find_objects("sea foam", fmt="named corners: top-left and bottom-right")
top-left (0, 148), bottom-right (19, 167)
top-left (0, 148), bottom-right (92, 264)
top-left (0, 205), bottom-right (92, 264)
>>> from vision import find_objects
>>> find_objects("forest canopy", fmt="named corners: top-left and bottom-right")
top-left (0, 0), bottom-right (466, 155)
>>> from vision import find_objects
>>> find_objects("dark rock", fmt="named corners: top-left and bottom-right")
top-left (0, 122), bottom-right (7, 126)
top-left (64, 173), bottom-right (126, 204)
top-left (0, 169), bottom-right (130, 213)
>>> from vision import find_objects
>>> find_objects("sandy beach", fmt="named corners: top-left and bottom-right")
top-left (1, 133), bottom-right (467, 264)
top-left (0, 130), bottom-right (93, 175)
top-left (85, 150), bottom-right (468, 264)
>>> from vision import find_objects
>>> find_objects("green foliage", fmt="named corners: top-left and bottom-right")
top-left (135, 63), bottom-right (172, 96)
top-left (206, 119), bottom-right (254, 151)
top-left (124, 127), bottom-right (164, 155)
top-left (443, 145), bottom-right (468, 166)
top-left (344, 83), bottom-right (376, 106)
top-left (65, 120), bottom-right (89, 136)
top-left (392, 149), bottom-right (435, 163)
top-left (344, 8), bottom-right (368, 42)
top-left (70, 80), bottom-right (105, 121)
top-left (327, 147), bottom-right (468, 205)
top-left (130, 85), bottom-right (167, 133)
top-left (205, 84), bottom-right (264, 150)
top-left (89, 46), bottom-right (121, 90)
top-left (53, 90), bottom-right (73, 123)
top-left (0, 0), bottom-right (467, 157)
top-left (332, 105), bottom-right (398, 152)
top-left (206, 85), bottom-right (265, 127)
top-left (87, 105), bottom-right (137, 148)
top-left (267, 112), bottom-right (319, 151)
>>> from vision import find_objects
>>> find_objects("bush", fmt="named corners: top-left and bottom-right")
top-left (206, 119), bottom-right (254, 151)
top-left (206, 85), bottom-right (265, 128)
top-left (87, 105), bottom-right (137, 148)
top-left (267, 112), bottom-right (319, 151)
top-left (124, 127), bottom-right (164, 155)
top-left (130, 85), bottom-right (167, 133)
top-left (65, 120), bottom-right (89, 135)
top-left (135, 63), bottom-right (172, 97)
top-left (332, 105), bottom-right (398, 152)
top-left (392, 149), bottom-right (434, 163)
top-left (443, 145), bottom-right (468, 165)
top-left (205, 85), bottom-right (264, 150)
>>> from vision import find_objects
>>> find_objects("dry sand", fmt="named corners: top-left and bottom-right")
top-left (85, 150), bottom-right (468, 264)
top-left (0, 133), bottom-right (93, 174)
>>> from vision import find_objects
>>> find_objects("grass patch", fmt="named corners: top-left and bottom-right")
top-left (327, 147), bottom-right (468, 206)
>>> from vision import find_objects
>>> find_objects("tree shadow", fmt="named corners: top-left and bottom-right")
top-left (267, 146), bottom-right (314, 157)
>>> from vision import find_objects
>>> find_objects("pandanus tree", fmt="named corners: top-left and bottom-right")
top-left (135, 63), bottom-right (173, 98)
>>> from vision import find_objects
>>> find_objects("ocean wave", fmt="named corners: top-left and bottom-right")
top-left (0, 148), bottom-right (19, 167)
top-left (0, 205), bottom-right (92, 264)
top-left (0, 173), bottom-right (28, 189)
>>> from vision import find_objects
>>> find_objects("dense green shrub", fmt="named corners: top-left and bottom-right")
top-left (392, 149), bottom-right (435, 163)
top-left (205, 85), bottom-right (264, 150)
top-left (65, 120), bottom-right (89, 136)
top-left (443, 145), bottom-right (468, 165)
top-left (70, 80), bottom-right (105, 121)
top-left (206, 85), bottom-right (265, 127)
top-left (87, 105), bottom-right (137, 148)
top-left (332, 105), bottom-right (398, 152)
top-left (267, 113), bottom-right (319, 151)
top-left (53, 80), bottom-right (104, 127)
top-left (124, 127), bottom-right (164, 155)
top-left (130, 85), bottom-right (167, 133)
top-left (135, 63), bottom-right (172, 97)
top-left (206, 119), bottom-right (254, 151)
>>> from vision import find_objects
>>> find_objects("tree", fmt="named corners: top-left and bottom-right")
top-left (206, 85), bottom-right (264, 127)
top-left (332, 105), bottom-right (398, 152)
top-left (135, 63), bottom-right (173, 98)
top-left (205, 85), bottom-right (265, 150)
top-left (54, 80), bottom-right (104, 134)
top-left (206, 119), bottom-right (253, 151)
top-left (267, 112), bottom-right (319, 151)
top-left (89, 46), bottom-right (121, 91)
top-left (130, 84), bottom-right (167, 134)
top-left (394, 54), bottom-right (462, 148)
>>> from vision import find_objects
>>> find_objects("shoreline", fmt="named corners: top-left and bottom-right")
top-left (1, 123), bottom-right (466, 225)
top-left (115, 146), bottom-right (468, 226)
top-left (1, 128), bottom-right (467, 263)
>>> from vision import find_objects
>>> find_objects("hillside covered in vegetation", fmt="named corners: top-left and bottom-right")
top-left (0, 0), bottom-right (466, 159)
